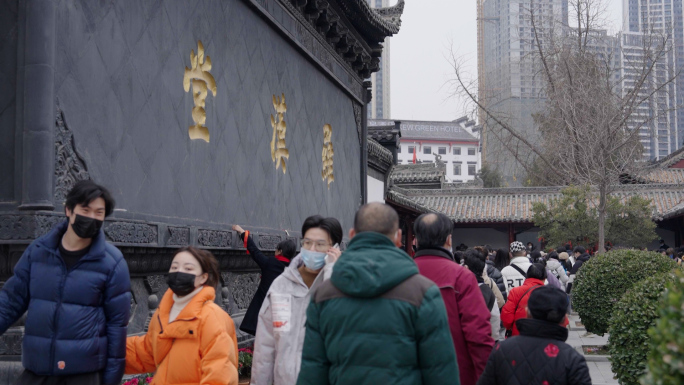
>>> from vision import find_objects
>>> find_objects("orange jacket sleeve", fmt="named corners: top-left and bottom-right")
top-left (199, 308), bottom-right (238, 385)
top-left (125, 333), bottom-right (156, 375)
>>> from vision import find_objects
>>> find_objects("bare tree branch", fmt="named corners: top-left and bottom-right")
top-left (451, 0), bottom-right (679, 252)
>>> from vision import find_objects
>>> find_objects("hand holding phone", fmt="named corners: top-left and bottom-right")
top-left (327, 243), bottom-right (342, 262)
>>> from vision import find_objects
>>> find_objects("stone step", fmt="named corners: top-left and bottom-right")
top-left (569, 320), bottom-right (586, 331)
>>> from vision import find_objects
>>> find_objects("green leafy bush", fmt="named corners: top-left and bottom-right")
top-left (573, 249), bottom-right (677, 335)
top-left (608, 272), bottom-right (676, 385)
top-left (641, 270), bottom-right (684, 385)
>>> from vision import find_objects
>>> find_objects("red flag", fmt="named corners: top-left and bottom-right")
top-left (412, 146), bottom-right (417, 164)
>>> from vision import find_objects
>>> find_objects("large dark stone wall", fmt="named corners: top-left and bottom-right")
top-left (0, 0), bottom-right (18, 202)
top-left (51, 0), bottom-right (361, 232)
top-left (0, 0), bottom-right (369, 380)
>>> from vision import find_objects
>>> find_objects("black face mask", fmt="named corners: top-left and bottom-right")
top-left (166, 272), bottom-right (198, 297)
top-left (71, 214), bottom-right (103, 239)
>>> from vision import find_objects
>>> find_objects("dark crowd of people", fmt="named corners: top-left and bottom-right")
top-left (0, 180), bottom-right (624, 385)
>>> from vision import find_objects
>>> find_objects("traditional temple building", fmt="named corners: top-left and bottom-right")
top-left (385, 148), bottom-right (684, 254)
top-left (0, 0), bottom-right (404, 379)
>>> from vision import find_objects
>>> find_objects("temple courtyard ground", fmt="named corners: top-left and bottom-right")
top-left (567, 313), bottom-right (617, 385)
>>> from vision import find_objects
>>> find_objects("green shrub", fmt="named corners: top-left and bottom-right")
top-left (609, 272), bottom-right (677, 385)
top-left (572, 249), bottom-right (677, 335)
top-left (641, 270), bottom-right (684, 385)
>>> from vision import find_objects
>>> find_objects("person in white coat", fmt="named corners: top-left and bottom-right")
top-left (546, 251), bottom-right (569, 290)
top-left (250, 216), bottom-right (342, 385)
top-left (500, 241), bottom-right (532, 295)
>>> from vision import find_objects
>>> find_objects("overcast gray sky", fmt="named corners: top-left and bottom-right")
top-left (388, 0), bottom-right (624, 122)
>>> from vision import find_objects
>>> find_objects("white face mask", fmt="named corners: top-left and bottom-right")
top-left (300, 248), bottom-right (327, 270)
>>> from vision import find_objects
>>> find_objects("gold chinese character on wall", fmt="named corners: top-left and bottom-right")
top-left (183, 40), bottom-right (216, 142)
top-left (270, 94), bottom-right (289, 173)
top-left (322, 124), bottom-right (334, 187)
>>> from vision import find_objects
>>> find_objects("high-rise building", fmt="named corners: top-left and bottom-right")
top-left (624, 0), bottom-right (683, 158)
top-left (477, 0), bottom-right (680, 176)
top-left (478, 0), bottom-right (567, 184)
top-left (619, 31), bottom-right (679, 159)
top-left (367, 0), bottom-right (391, 119)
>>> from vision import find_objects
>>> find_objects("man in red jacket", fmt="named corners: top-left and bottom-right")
top-left (413, 213), bottom-right (495, 385)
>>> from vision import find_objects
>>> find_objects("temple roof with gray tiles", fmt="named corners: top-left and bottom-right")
top-left (368, 137), bottom-right (394, 173)
top-left (389, 163), bottom-right (445, 185)
top-left (639, 168), bottom-right (684, 184)
top-left (663, 200), bottom-right (684, 219)
top-left (387, 184), bottom-right (684, 223)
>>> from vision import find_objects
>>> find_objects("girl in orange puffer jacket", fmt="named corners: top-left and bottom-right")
top-left (125, 247), bottom-right (238, 385)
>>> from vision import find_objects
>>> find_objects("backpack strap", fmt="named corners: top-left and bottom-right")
top-left (511, 264), bottom-right (528, 278)
top-left (478, 283), bottom-right (496, 311)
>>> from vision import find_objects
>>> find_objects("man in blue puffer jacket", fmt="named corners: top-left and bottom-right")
top-left (0, 181), bottom-right (131, 385)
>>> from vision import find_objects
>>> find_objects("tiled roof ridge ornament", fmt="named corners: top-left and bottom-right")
top-left (337, 0), bottom-right (405, 40)
top-left (373, 0), bottom-right (405, 26)
top-left (434, 153), bottom-right (444, 166)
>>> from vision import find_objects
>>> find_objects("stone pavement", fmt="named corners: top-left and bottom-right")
top-left (566, 314), bottom-right (618, 384)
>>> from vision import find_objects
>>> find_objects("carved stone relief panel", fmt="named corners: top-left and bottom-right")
top-left (220, 272), bottom-right (260, 315)
top-left (0, 215), bottom-right (62, 241)
top-left (197, 230), bottom-right (233, 248)
top-left (104, 222), bottom-right (158, 244)
top-left (127, 279), bottom-right (149, 334)
top-left (257, 234), bottom-right (282, 250)
top-left (37, 216), bottom-right (63, 237)
top-left (0, 330), bottom-right (22, 356)
top-left (144, 275), bottom-right (167, 295)
top-left (54, 105), bottom-right (90, 203)
top-left (167, 227), bottom-right (190, 246)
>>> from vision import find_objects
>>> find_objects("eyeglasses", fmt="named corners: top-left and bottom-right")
top-left (300, 239), bottom-right (331, 252)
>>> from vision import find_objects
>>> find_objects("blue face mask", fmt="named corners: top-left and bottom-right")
top-left (300, 248), bottom-right (327, 271)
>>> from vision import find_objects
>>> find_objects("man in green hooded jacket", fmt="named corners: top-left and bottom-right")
top-left (297, 203), bottom-right (460, 385)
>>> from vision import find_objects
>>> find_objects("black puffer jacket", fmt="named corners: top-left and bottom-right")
top-left (569, 253), bottom-right (590, 275)
top-left (566, 253), bottom-right (591, 294)
top-left (477, 319), bottom-right (591, 385)
top-left (238, 233), bottom-right (289, 335)
top-left (486, 260), bottom-right (506, 300)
